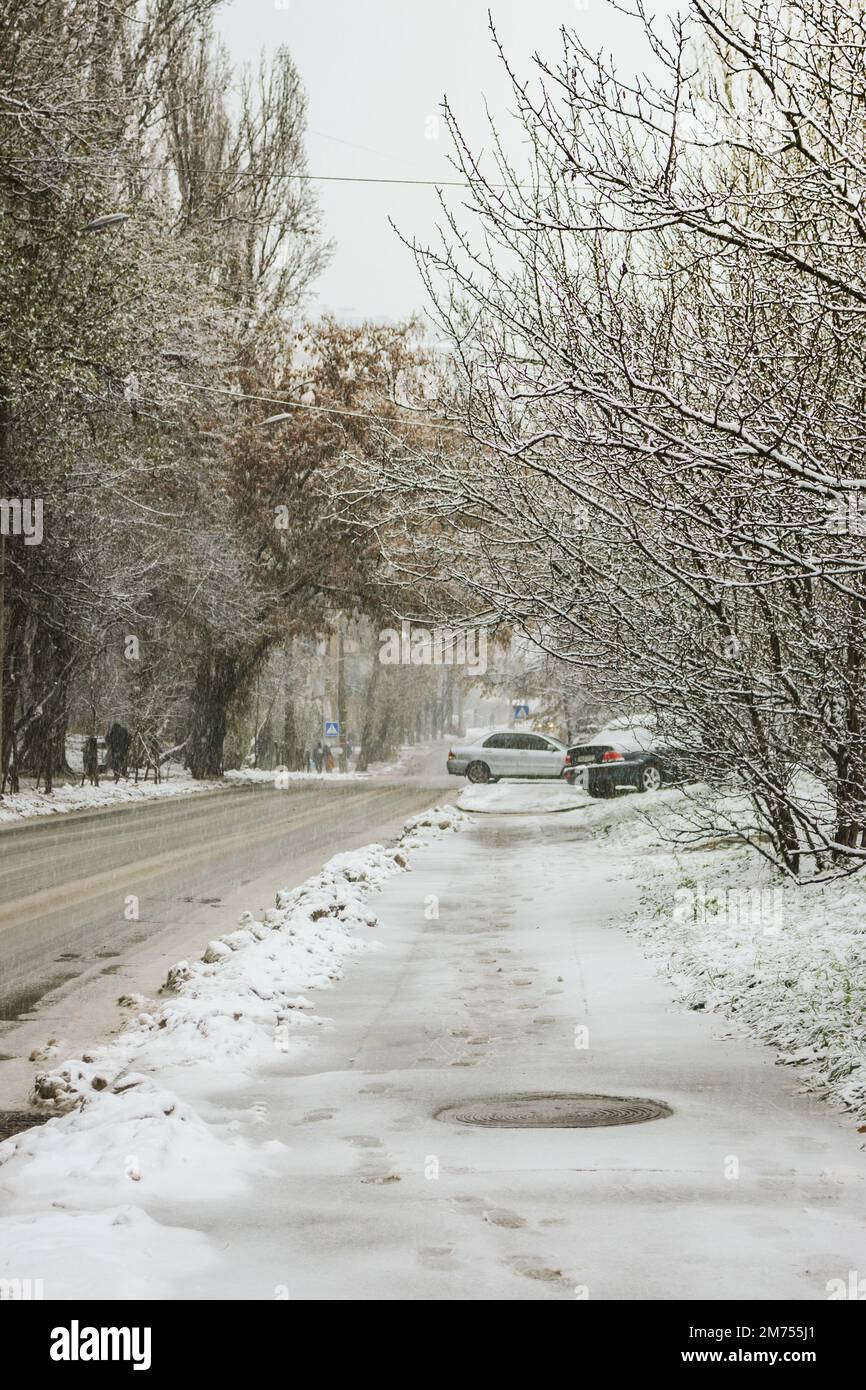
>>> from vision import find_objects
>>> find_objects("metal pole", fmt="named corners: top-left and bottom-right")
top-left (337, 626), bottom-right (347, 772)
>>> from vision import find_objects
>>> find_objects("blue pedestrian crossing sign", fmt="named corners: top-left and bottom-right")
top-left (324, 720), bottom-right (340, 737)
top-left (513, 703), bottom-right (530, 719)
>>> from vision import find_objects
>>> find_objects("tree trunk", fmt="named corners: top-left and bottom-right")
top-left (187, 649), bottom-right (239, 779)
top-left (356, 655), bottom-right (382, 772)
top-left (283, 699), bottom-right (299, 771)
top-left (18, 623), bottom-right (73, 782)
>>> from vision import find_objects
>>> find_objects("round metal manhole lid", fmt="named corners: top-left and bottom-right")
top-left (434, 1092), bottom-right (672, 1129)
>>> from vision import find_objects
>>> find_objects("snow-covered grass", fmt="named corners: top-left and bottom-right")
top-left (576, 788), bottom-right (866, 1127)
top-left (0, 742), bottom-right (430, 824)
top-left (0, 803), bottom-right (469, 1293)
top-left (0, 775), bottom-right (224, 823)
top-left (0, 765), bottom-right (370, 823)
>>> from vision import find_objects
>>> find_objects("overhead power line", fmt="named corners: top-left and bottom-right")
top-left (10, 156), bottom-right (541, 190)
top-left (169, 375), bottom-right (480, 439)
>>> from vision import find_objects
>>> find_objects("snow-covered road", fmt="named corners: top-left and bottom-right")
top-left (2, 783), bottom-right (864, 1300)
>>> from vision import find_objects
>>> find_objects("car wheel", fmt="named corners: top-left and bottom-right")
top-left (466, 760), bottom-right (492, 784)
top-left (637, 763), bottom-right (662, 793)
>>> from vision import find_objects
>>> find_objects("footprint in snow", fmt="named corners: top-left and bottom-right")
top-left (483, 1208), bottom-right (527, 1229)
top-left (502, 1254), bottom-right (571, 1287)
top-left (418, 1245), bottom-right (462, 1272)
top-left (359, 1167), bottom-right (401, 1184)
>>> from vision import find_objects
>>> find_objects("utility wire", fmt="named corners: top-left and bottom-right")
top-left (10, 156), bottom-right (541, 190)
top-left (169, 375), bottom-right (480, 439)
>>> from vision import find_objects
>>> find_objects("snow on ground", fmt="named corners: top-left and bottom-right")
top-left (5, 778), bottom-right (864, 1296)
top-left (225, 743), bottom-right (425, 786)
top-left (225, 767), bottom-right (369, 786)
top-left (0, 1206), bottom-right (218, 1301)
top-left (0, 744), bottom-right (422, 822)
top-left (0, 803), bottom-right (469, 1296)
top-left (0, 775), bottom-right (224, 823)
top-left (457, 779), bottom-right (589, 814)
top-left (458, 780), bottom-right (866, 1126)
top-left (569, 787), bottom-right (866, 1126)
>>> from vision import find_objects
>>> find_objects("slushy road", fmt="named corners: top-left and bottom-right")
top-left (0, 746), bottom-right (451, 1106)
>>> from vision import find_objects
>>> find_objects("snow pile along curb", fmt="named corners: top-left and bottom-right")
top-left (0, 804), bottom-right (470, 1213)
top-left (224, 767), bottom-right (369, 785)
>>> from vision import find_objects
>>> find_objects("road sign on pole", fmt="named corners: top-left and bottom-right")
top-left (324, 720), bottom-right (340, 738)
top-left (513, 703), bottom-right (530, 720)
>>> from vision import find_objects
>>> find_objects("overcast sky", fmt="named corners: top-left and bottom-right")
top-left (216, 1), bottom-right (675, 324)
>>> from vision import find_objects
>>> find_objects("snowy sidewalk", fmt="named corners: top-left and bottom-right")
top-left (2, 787), bottom-right (864, 1299)
top-left (200, 798), bottom-right (863, 1300)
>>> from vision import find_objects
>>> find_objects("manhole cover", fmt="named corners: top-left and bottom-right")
top-left (434, 1092), bottom-right (672, 1128)
top-left (0, 1111), bottom-right (49, 1143)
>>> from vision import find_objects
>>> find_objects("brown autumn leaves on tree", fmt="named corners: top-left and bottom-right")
top-left (186, 316), bottom-right (433, 778)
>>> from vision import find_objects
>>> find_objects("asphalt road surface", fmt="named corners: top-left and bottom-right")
top-left (0, 746), bottom-right (452, 1107)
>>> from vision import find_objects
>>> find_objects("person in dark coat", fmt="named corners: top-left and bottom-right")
top-left (81, 735), bottom-right (100, 786)
top-left (106, 722), bottom-right (131, 780)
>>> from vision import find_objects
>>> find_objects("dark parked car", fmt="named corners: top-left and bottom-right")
top-left (562, 723), bottom-right (676, 797)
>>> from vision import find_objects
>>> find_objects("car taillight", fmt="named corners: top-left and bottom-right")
top-left (564, 754), bottom-right (573, 765)
top-left (601, 750), bottom-right (624, 762)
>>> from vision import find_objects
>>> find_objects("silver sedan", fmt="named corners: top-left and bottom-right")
top-left (447, 730), bottom-right (567, 782)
